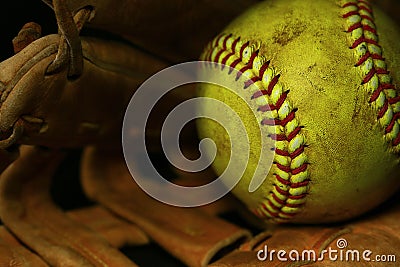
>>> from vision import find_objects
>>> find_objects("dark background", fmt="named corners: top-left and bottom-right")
top-left (0, 3), bottom-right (250, 266)
top-left (1, 1), bottom-right (399, 266)
top-left (0, 2), bottom-right (185, 266)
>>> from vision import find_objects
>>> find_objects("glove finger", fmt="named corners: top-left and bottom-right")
top-left (0, 226), bottom-right (49, 266)
top-left (67, 205), bottom-right (150, 248)
top-left (0, 145), bottom-right (137, 267)
top-left (81, 146), bottom-right (252, 267)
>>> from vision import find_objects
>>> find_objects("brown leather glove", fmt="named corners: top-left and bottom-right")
top-left (0, 1), bottom-right (258, 266)
top-left (0, 0), bottom-right (399, 266)
top-left (0, 205), bottom-right (148, 267)
top-left (211, 192), bottom-right (400, 267)
top-left (81, 146), bottom-right (252, 267)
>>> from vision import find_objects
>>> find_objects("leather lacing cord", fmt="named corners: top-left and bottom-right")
top-left (0, 1), bottom-right (93, 149)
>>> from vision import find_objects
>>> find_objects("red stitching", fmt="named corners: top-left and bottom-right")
top-left (229, 59), bottom-right (241, 73)
top-left (237, 64), bottom-right (252, 80)
top-left (376, 69), bottom-right (389, 75)
top-left (275, 175), bottom-right (291, 186)
top-left (347, 22), bottom-right (361, 33)
top-left (377, 101), bottom-right (389, 119)
top-left (291, 180), bottom-right (310, 188)
top-left (347, 23), bottom-right (377, 35)
top-left (203, 46), bottom-right (212, 62)
top-left (222, 34), bottom-right (232, 49)
top-left (388, 96), bottom-right (400, 105)
top-left (260, 118), bottom-right (275, 126)
top-left (213, 49), bottom-right (225, 65)
top-left (221, 52), bottom-right (235, 66)
top-left (259, 62), bottom-right (270, 77)
top-left (278, 211), bottom-right (297, 217)
top-left (360, 15), bottom-right (374, 23)
top-left (261, 202), bottom-right (269, 210)
top-left (274, 110), bottom-right (296, 126)
top-left (362, 25), bottom-right (376, 34)
top-left (245, 58), bottom-right (270, 88)
top-left (267, 75), bottom-right (280, 95)
top-left (285, 202), bottom-right (303, 208)
top-left (240, 50), bottom-right (260, 84)
top-left (238, 41), bottom-right (249, 61)
top-left (248, 50), bottom-right (260, 65)
top-left (263, 206), bottom-right (279, 218)
top-left (275, 148), bottom-right (290, 157)
top-left (344, 0), bottom-right (400, 150)
top-left (291, 164), bottom-right (308, 175)
top-left (276, 163), bottom-right (308, 176)
top-left (258, 105), bottom-right (271, 112)
top-left (342, 2), bottom-right (357, 8)
top-left (358, 4), bottom-right (372, 14)
top-left (369, 83), bottom-right (392, 102)
top-left (276, 163), bottom-right (291, 173)
top-left (212, 34), bottom-right (223, 47)
top-left (252, 90), bottom-right (268, 99)
top-left (253, 209), bottom-right (262, 217)
top-left (214, 34), bottom-right (233, 66)
top-left (271, 91), bottom-right (289, 111)
top-left (288, 194), bottom-right (307, 200)
top-left (274, 185), bottom-right (290, 196)
top-left (350, 37), bottom-right (379, 49)
top-left (343, 10), bottom-right (359, 18)
top-left (232, 36), bottom-right (241, 50)
top-left (270, 134), bottom-right (282, 141)
top-left (393, 135), bottom-right (400, 146)
top-left (358, 0), bottom-right (371, 7)
top-left (287, 126), bottom-right (302, 141)
top-left (244, 76), bottom-right (261, 89)
top-left (266, 201), bottom-right (280, 213)
top-left (204, 34), bottom-right (309, 221)
top-left (356, 52), bottom-right (383, 67)
top-left (362, 69), bottom-right (376, 84)
top-left (271, 194), bottom-right (285, 205)
top-left (386, 113), bottom-right (400, 133)
top-left (275, 146), bottom-right (304, 159)
top-left (290, 146), bottom-right (305, 159)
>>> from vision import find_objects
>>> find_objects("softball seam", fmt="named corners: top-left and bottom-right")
top-left (342, 0), bottom-right (400, 153)
top-left (201, 34), bottom-right (310, 223)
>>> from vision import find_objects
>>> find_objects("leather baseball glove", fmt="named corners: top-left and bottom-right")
top-left (0, 0), bottom-right (257, 266)
top-left (0, 0), bottom-right (399, 267)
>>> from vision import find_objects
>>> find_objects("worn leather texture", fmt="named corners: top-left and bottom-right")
top-left (211, 192), bottom-right (400, 266)
top-left (0, 0), bottom-right (399, 266)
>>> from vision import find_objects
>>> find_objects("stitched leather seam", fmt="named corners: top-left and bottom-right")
top-left (342, 0), bottom-right (400, 153)
top-left (201, 34), bottom-right (310, 222)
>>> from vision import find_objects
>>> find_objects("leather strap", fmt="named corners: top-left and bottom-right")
top-left (0, 34), bottom-right (167, 149)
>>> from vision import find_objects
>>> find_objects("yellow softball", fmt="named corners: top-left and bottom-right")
top-left (197, 0), bottom-right (400, 223)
